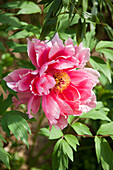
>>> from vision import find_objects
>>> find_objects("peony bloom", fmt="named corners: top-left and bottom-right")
top-left (4, 33), bottom-right (100, 129)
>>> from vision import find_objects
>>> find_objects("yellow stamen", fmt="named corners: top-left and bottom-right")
top-left (53, 72), bottom-right (70, 92)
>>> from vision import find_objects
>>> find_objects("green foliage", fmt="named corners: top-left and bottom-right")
top-left (0, 135), bottom-right (10, 168)
top-left (95, 41), bottom-right (113, 61)
top-left (64, 134), bottom-right (79, 152)
top-left (71, 122), bottom-right (92, 136)
top-left (0, 145), bottom-right (10, 169)
top-left (0, 94), bottom-right (12, 115)
top-left (52, 138), bottom-right (74, 170)
top-left (82, 29), bottom-right (96, 52)
top-left (39, 125), bottom-right (63, 139)
top-left (95, 137), bottom-right (113, 170)
top-left (97, 122), bottom-right (113, 136)
top-left (1, 1), bottom-right (41, 14)
top-left (80, 101), bottom-right (111, 121)
top-left (90, 56), bottom-right (112, 83)
top-left (1, 111), bottom-right (31, 147)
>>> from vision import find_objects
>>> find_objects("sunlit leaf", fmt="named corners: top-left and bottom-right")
top-left (71, 122), bottom-right (92, 135)
top-left (95, 41), bottom-right (113, 61)
top-left (89, 56), bottom-right (111, 83)
top-left (38, 128), bottom-right (50, 137)
top-left (0, 134), bottom-right (6, 143)
top-left (0, 146), bottom-right (10, 169)
top-left (49, 126), bottom-right (63, 139)
top-left (9, 30), bottom-right (34, 39)
top-left (17, 1), bottom-right (41, 14)
top-left (1, 111), bottom-right (31, 147)
top-left (101, 138), bottom-right (113, 170)
top-left (97, 122), bottom-right (113, 136)
top-left (94, 136), bottom-right (101, 163)
top-left (80, 109), bottom-right (111, 121)
top-left (61, 139), bottom-right (73, 161)
top-left (64, 134), bottom-right (79, 151)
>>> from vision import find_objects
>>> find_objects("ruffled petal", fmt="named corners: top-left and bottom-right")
top-left (75, 43), bottom-right (90, 68)
top-left (31, 74), bottom-right (56, 96)
top-left (51, 91), bottom-right (74, 115)
top-left (54, 115), bottom-right (68, 130)
top-left (27, 38), bottom-right (39, 69)
top-left (4, 69), bottom-right (32, 92)
top-left (12, 92), bottom-right (32, 109)
top-left (79, 91), bottom-right (97, 113)
top-left (27, 95), bottom-right (41, 118)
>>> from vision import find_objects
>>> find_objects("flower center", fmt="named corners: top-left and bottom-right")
top-left (53, 72), bottom-right (70, 92)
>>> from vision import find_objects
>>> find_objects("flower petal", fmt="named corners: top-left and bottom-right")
top-left (54, 115), bottom-right (68, 130)
top-left (75, 43), bottom-right (90, 68)
top-left (4, 69), bottom-right (32, 92)
top-left (51, 91), bottom-right (74, 115)
top-left (42, 94), bottom-right (60, 124)
top-left (27, 95), bottom-right (41, 118)
top-left (27, 38), bottom-right (39, 69)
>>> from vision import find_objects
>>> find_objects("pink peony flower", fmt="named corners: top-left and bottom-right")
top-left (4, 33), bottom-right (100, 129)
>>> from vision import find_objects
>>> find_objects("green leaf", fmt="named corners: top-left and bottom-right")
top-left (89, 56), bottom-right (111, 83)
top-left (1, 111), bottom-right (31, 147)
top-left (52, 0), bottom-right (62, 16)
top-left (97, 122), bottom-right (113, 136)
top-left (57, 14), bottom-right (69, 31)
top-left (95, 41), bottom-right (113, 61)
top-left (0, 146), bottom-right (10, 169)
top-left (6, 110), bottom-right (29, 120)
top-left (76, 19), bottom-right (86, 45)
top-left (82, 29), bottom-right (96, 52)
top-left (71, 122), bottom-right (92, 136)
top-left (52, 138), bottom-right (62, 170)
top-left (68, 115), bottom-right (75, 124)
top-left (100, 138), bottom-right (113, 170)
top-left (1, 115), bottom-right (10, 136)
top-left (0, 134), bottom-right (6, 143)
top-left (40, 17), bottom-right (57, 40)
top-left (12, 45), bottom-right (27, 52)
top-left (1, 79), bottom-right (18, 98)
top-left (0, 1), bottom-right (21, 9)
top-left (17, 1), bottom-right (41, 14)
top-left (58, 148), bottom-right (68, 170)
top-left (82, 0), bottom-right (88, 11)
top-left (9, 30), bottom-right (34, 39)
top-left (80, 109), bottom-right (111, 121)
top-left (38, 128), bottom-right (50, 137)
top-left (104, 24), bottom-right (113, 41)
top-left (0, 41), bottom-right (5, 52)
top-left (94, 136), bottom-right (101, 163)
top-left (0, 13), bottom-right (21, 27)
top-left (82, 11), bottom-right (100, 23)
top-left (61, 139), bottom-right (73, 161)
top-left (64, 134), bottom-right (79, 151)
top-left (70, 13), bottom-right (80, 26)
top-left (62, 0), bottom-right (69, 7)
top-left (49, 126), bottom-right (63, 139)
top-left (0, 94), bottom-right (12, 115)
top-left (96, 41), bottom-right (113, 49)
